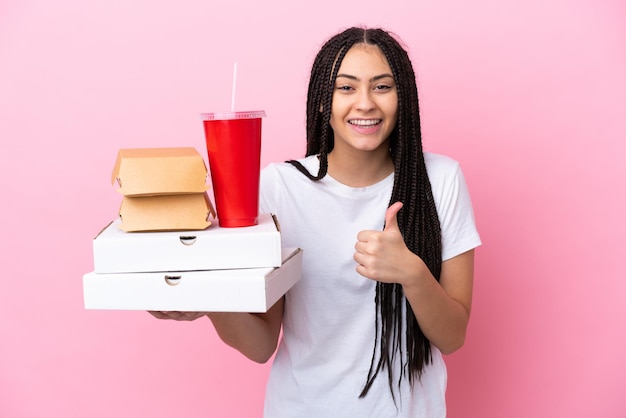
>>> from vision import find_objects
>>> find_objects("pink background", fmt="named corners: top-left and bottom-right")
top-left (1, 0), bottom-right (625, 416)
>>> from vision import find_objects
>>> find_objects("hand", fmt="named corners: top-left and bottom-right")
top-left (148, 311), bottom-right (208, 321)
top-left (354, 202), bottom-right (422, 285)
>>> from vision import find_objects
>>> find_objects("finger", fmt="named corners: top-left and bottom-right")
top-left (355, 263), bottom-right (368, 278)
top-left (356, 229), bottom-right (374, 242)
top-left (384, 201), bottom-right (403, 232)
top-left (353, 249), bottom-right (366, 265)
top-left (182, 312), bottom-right (208, 321)
top-left (354, 240), bottom-right (368, 254)
top-left (148, 311), bottom-right (171, 319)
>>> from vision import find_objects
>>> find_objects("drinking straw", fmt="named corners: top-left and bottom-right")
top-left (231, 62), bottom-right (238, 112)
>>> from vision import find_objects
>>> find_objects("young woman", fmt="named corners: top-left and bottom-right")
top-left (152, 27), bottom-right (481, 417)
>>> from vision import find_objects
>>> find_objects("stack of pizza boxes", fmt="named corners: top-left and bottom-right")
top-left (82, 147), bottom-right (302, 313)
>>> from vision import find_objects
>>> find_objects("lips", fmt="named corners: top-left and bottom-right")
top-left (348, 119), bottom-right (382, 127)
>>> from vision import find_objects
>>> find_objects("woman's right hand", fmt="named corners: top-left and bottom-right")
top-left (148, 311), bottom-right (208, 321)
top-left (148, 297), bottom-right (284, 363)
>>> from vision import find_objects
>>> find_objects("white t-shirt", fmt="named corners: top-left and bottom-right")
top-left (259, 153), bottom-right (481, 418)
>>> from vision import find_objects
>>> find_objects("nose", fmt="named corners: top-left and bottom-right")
top-left (355, 89), bottom-right (375, 111)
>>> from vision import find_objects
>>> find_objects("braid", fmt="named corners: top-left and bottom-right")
top-left (289, 27), bottom-right (443, 399)
top-left (362, 28), bottom-right (443, 396)
top-left (286, 29), bottom-right (359, 180)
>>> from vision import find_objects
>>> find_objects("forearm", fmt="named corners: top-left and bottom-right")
top-left (402, 278), bottom-right (469, 354)
top-left (400, 251), bottom-right (474, 355)
top-left (207, 297), bottom-right (284, 363)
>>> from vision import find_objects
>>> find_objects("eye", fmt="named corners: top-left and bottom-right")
top-left (336, 85), bottom-right (354, 92)
top-left (374, 84), bottom-right (392, 91)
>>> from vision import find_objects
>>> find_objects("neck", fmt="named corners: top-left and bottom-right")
top-left (326, 148), bottom-right (394, 187)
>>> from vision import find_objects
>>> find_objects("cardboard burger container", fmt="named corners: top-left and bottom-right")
top-left (119, 192), bottom-right (216, 232)
top-left (93, 213), bottom-right (282, 273)
top-left (111, 147), bottom-right (216, 232)
top-left (112, 147), bottom-right (209, 196)
top-left (83, 248), bottom-right (303, 313)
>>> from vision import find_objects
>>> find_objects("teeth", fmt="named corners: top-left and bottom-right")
top-left (349, 119), bottom-right (380, 126)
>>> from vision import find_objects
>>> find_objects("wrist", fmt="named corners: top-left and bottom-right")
top-left (399, 254), bottom-right (428, 290)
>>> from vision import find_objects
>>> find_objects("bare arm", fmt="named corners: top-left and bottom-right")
top-left (149, 296), bottom-right (284, 363)
top-left (354, 202), bottom-right (475, 354)
top-left (207, 297), bottom-right (284, 363)
top-left (398, 250), bottom-right (473, 354)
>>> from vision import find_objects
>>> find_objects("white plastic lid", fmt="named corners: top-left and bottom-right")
top-left (201, 111), bottom-right (266, 121)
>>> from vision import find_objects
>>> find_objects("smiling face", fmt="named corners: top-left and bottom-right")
top-left (329, 43), bottom-right (398, 157)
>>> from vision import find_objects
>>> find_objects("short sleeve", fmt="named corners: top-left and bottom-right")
top-left (426, 154), bottom-right (482, 261)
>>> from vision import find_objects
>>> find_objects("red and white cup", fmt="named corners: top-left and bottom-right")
top-left (201, 111), bottom-right (266, 227)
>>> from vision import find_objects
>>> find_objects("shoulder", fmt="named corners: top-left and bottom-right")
top-left (259, 156), bottom-right (319, 213)
top-left (262, 156), bottom-right (320, 181)
top-left (423, 152), bottom-right (462, 187)
top-left (424, 152), bottom-right (460, 174)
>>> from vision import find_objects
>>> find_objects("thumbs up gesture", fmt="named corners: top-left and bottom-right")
top-left (354, 202), bottom-right (418, 284)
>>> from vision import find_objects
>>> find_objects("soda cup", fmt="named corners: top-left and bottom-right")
top-left (201, 111), bottom-right (266, 227)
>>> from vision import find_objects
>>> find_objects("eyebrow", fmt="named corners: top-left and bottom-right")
top-left (336, 73), bottom-right (394, 82)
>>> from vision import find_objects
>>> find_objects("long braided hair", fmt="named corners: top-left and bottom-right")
top-left (287, 27), bottom-right (442, 398)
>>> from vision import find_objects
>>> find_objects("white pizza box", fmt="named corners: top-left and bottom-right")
top-left (93, 213), bottom-right (282, 273)
top-left (83, 248), bottom-right (302, 313)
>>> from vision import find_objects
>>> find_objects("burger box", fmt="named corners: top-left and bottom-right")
top-left (83, 247), bottom-right (302, 313)
top-left (112, 147), bottom-right (209, 196)
top-left (118, 192), bottom-right (216, 232)
top-left (93, 213), bottom-right (282, 273)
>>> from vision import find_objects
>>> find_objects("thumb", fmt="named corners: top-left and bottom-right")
top-left (384, 202), bottom-right (403, 232)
